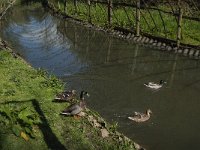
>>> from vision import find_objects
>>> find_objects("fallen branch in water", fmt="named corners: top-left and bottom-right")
top-left (0, 0), bottom-right (16, 20)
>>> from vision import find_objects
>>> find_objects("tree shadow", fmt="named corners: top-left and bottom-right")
top-left (20, 0), bottom-right (47, 6)
top-left (0, 99), bottom-right (67, 150)
top-left (32, 99), bottom-right (67, 150)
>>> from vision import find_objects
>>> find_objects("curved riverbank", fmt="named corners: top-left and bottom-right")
top-left (0, 38), bottom-right (143, 150)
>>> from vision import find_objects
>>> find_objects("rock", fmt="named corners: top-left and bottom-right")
top-left (87, 115), bottom-right (103, 128)
top-left (161, 45), bottom-right (166, 50)
top-left (183, 49), bottom-right (189, 55)
top-left (93, 119), bottom-right (101, 128)
top-left (116, 31), bottom-right (120, 35)
top-left (113, 31), bottom-right (117, 35)
top-left (149, 39), bottom-right (154, 44)
top-left (123, 136), bottom-right (131, 142)
top-left (144, 38), bottom-right (149, 43)
top-left (173, 47), bottom-right (178, 52)
top-left (194, 50), bottom-right (200, 57)
top-left (131, 34), bottom-right (135, 38)
top-left (140, 37), bottom-right (146, 43)
top-left (157, 42), bottom-right (162, 47)
top-left (152, 42), bottom-right (157, 46)
top-left (166, 46), bottom-right (172, 51)
top-left (118, 136), bottom-right (123, 142)
top-left (178, 49), bottom-right (183, 54)
top-left (189, 49), bottom-right (195, 56)
top-left (100, 129), bottom-right (109, 138)
top-left (97, 117), bottom-right (107, 128)
top-left (126, 33), bottom-right (132, 39)
top-left (133, 37), bottom-right (138, 41)
top-left (136, 36), bottom-right (142, 42)
top-left (88, 115), bottom-right (94, 122)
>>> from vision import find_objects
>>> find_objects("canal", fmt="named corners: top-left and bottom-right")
top-left (1, 3), bottom-right (200, 150)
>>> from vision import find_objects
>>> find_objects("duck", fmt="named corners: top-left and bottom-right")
top-left (54, 90), bottom-right (76, 102)
top-left (60, 91), bottom-right (89, 116)
top-left (144, 80), bottom-right (166, 89)
top-left (128, 109), bottom-right (152, 122)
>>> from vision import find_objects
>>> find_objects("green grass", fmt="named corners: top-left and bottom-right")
top-left (0, 50), bottom-right (64, 149)
top-left (0, 49), bottom-right (136, 150)
top-left (48, 0), bottom-right (200, 46)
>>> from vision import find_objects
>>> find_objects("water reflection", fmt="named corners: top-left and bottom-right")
top-left (1, 4), bottom-right (200, 150)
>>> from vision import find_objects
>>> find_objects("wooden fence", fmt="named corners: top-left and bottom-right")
top-left (45, 0), bottom-right (200, 47)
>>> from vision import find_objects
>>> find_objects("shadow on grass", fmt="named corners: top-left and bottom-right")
top-left (20, 0), bottom-right (45, 5)
top-left (0, 136), bottom-right (3, 150)
top-left (0, 99), bottom-right (67, 150)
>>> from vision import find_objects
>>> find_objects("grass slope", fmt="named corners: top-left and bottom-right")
top-left (0, 49), bottom-right (136, 150)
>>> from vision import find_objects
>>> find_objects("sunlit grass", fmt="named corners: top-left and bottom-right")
top-left (0, 50), bottom-right (64, 149)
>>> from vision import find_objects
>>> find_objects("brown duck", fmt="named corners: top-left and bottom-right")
top-left (60, 91), bottom-right (89, 116)
top-left (128, 109), bottom-right (152, 123)
top-left (54, 90), bottom-right (76, 102)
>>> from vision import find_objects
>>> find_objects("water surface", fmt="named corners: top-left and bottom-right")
top-left (1, 4), bottom-right (200, 150)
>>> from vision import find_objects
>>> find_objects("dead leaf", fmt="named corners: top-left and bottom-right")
top-left (100, 128), bottom-right (109, 138)
top-left (21, 132), bottom-right (29, 141)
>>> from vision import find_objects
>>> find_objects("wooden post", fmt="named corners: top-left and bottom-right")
top-left (108, 0), bottom-right (112, 27)
top-left (63, 0), bottom-right (67, 13)
top-left (177, 0), bottom-right (183, 48)
top-left (0, 3), bottom-right (2, 12)
top-left (88, 0), bottom-right (91, 23)
top-left (136, 0), bottom-right (140, 36)
top-left (94, 0), bottom-right (97, 7)
top-left (74, 0), bottom-right (77, 14)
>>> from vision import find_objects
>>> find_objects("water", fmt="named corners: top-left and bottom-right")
top-left (1, 4), bottom-right (200, 150)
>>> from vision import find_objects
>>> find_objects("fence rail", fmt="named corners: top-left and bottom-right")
top-left (88, 1), bottom-right (200, 22)
top-left (48, 0), bottom-right (200, 47)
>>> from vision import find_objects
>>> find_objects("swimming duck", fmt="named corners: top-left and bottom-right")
top-left (54, 90), bottom-right (76, 102)
top-left (60, 91), bottom-right (89, 116)
top-left (144, 80), bottom-right (166, 89)
top-left (128, 109), bottom-right (152, 122)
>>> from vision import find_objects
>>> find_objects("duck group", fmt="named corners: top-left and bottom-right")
top-left (55, 79), bottom-right (166, 123)
top-left (128, 79), bottom-right (167, 123)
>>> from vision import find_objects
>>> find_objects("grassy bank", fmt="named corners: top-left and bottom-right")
top-left (47, 0), bottom-right (200, 46)
top-left (0, 47), bottom-right (137, 150)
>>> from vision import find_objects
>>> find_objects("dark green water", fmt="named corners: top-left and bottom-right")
top-left (1, 4), bottom-right (200, 150)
